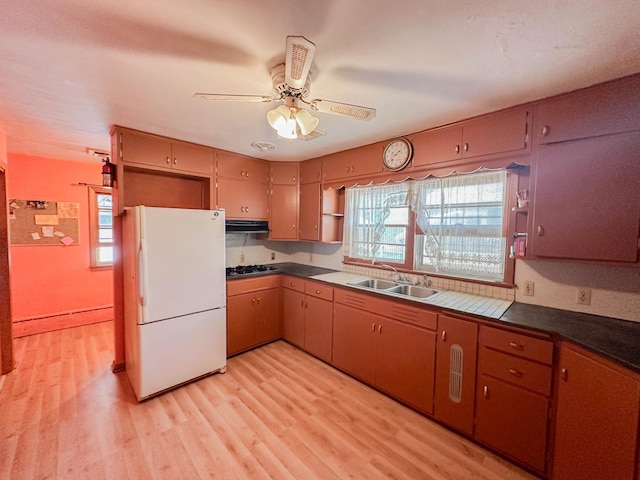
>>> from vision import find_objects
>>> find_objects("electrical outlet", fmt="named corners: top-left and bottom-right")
top-left (271, 252), bottom-right (275, 260)
top-left (240, 253), bottom-right (245, 264)
top-left (577, 287), bottom-right (591, 305)
top-left (524, 281), bottom-right (534, 296)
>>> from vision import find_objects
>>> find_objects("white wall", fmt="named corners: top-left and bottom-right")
top-left (514, 259), bottom-right (640, 322)
top-left (224, 234), bottom-right (292, 267)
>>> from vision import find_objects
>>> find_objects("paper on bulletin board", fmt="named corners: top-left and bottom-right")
top-left (9, 199), bottom-right (79, 245)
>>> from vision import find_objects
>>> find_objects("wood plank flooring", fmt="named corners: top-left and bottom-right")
top-left (0, 321), bottom-right (538, 479)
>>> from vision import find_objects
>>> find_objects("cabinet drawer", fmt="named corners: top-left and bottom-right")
top-left (481, 326), bottom-right (553, 365)
top-left (305, 281), bottom-right (333, 301)
top-left (227, 275), bottom-right (281, 296)
top-left (479, 347), bottom-right (552, 396)
top-left (281, 275), bottom-right (305, 293)
top-left (384, 302), bottom-right (437, 331)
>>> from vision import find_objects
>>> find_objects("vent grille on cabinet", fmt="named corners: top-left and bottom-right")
top-left (449, 344), bottom-right (464, 403)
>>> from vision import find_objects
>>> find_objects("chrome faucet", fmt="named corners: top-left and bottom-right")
top-left (422, 274), bottom-right (431, 287)
top-left (380, 264), bottom-right (400, 282)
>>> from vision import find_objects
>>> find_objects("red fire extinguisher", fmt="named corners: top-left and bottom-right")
top-left (102, 158), bottom-right (115, 187)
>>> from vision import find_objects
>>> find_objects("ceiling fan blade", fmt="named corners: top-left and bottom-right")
top-left (193, 93), bottom-right (273, 102)
top-left (309, 99), bottom-right (376, 121)
top-left (285, 36), bottom-right (316, 91)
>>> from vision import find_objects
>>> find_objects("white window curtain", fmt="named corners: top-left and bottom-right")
top-left (343, 182), bottom-right (411, 262)
top-left (413, 170), bottom-right (507, 280)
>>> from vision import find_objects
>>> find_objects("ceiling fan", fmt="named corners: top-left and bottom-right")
top-left (194, 36), bottom-right (376, 140)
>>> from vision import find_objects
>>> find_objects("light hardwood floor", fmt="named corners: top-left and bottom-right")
top-left (0, 321), bottom-right (538, 480)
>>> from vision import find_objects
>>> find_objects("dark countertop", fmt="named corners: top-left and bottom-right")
top-left (227, 262), bottom-right (640, 373)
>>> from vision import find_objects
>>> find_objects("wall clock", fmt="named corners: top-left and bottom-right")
top-left (382, 138), bottom-right (413, 171)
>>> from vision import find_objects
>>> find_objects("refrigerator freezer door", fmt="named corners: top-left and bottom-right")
top-left (137, 207), bottom-right (226, 324)
top-left (126, 307), bottom-right (227, 401)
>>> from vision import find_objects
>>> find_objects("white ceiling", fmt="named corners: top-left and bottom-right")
top-left (1, 0), bottom-right (639, 164)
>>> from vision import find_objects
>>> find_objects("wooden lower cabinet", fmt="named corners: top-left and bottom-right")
top-left (333, 301), bottom-right (436, 413)
top-left (433, 314), bottom-right (478, 435)
top-left (552, 343), bottom-right (640, 480)
top-left (282, 287), bottom-right (305, 348)
top-left (227, 284), bottom-right (281, 356)
top-left (304, 295), bottom-right (333, 363)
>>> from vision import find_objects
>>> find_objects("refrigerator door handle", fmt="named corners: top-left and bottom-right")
top-left (138, 240), bottom-right (148, 306)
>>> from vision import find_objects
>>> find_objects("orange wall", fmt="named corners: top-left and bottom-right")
top-left (7, 154), bottom-right (113, 321)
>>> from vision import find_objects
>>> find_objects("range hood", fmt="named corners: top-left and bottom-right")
top-left (225, 219), bottom-right (270, 234)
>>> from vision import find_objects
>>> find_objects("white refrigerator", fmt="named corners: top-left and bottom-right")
top-left (122, 206), bottom-right (227, 401)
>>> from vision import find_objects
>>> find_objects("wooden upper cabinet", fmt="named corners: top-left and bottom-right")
top-left (552, 343), bottom-right (640, 480)
top-left (411, 125), bottom-right (463, 167)
top-left (120, 129), bottom-right (213, 176)
top-left (530, 130), bottom-right (640, 262)
top-left (412, 106), bottom-right (529, 168)
top-left (270, 162), bottom-right (298, 185)
top-left (217, 152), bottom-right (269, 183)
top-left (299, 182), bottom-right (321, 241)
top-left (461, 106), bottom-right (529, 159)
top-left (300, 158), bottom-right (322, 184)
top-left (323, 143), bottom-right (384, 182)
top-left (537, 74), bottom-right (640, 145)
top-left (269, 183), bottom-right (298, 240)
top-left (217, 179), bottom-right (268, 219)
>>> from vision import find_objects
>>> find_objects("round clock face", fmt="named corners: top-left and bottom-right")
top-left (383, 138), bottom-right (413, 171)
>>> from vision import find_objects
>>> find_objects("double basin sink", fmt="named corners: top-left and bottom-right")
top-left (346, 278), bottom-right (441, 300)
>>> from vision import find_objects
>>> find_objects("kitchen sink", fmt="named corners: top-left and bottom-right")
top-left (347, 278), bottom-right (398, 290)
top-left (387, 284), bottom-right (440, 299)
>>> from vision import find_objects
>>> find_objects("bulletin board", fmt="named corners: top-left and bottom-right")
top-left (8, 199), bottom-right (79, 246)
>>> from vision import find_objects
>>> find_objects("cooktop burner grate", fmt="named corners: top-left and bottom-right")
top-left (226, 264), bottom-right (279, 277)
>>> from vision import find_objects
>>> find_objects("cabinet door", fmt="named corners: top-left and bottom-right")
top-left (300, 158), bottom-right (322, 184)
top-left (411, 125), bottom-right (462, 167)
top-left (475, 376), bottom-right (549, 473)
top-left (433, 315), bottom-right (478, 435)
top-left (323, 143), bottom-right (383, 181)
top-left (121, 130), bottom-right (172, 169)
top-left (553, 345), bottom-right (640, 480)
top-left (254, 288), bottom-right (281, 346)
top-left (531, 131), bottom-right (640, 262)
top-left (375, 318), bottom-right (436, 414)
top-left (304, 295), bottom-right (333, 363)
top-left (170, 142), bottom-right (213, 175)
top-left (282, 288), bottom-right (305, 348)
top-left (271, 162), bottom-right (298, 185)
top-left (461, 107), bottom-right (529, 158)
top-left (537, 74), bottom-right (640, 145)
top-left (227, 293), bottom-right (256, 356)
top-left (299, 182), bottom-right (321, 241)
top-left (218, 178), bottom-right (269, 219)
top-left (270, 184), bottom-right (298, 240)
top-left (332, 303), bottom-right (377, 384)
top-left (218, 153), bottom-right (269, 182)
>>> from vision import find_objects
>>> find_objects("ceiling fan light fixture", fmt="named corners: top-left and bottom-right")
top-left (294, 108), bottom-right (319, 136)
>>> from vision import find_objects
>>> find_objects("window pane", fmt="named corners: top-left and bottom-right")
top-left (97, 246), bottom-right (113, 263)
top-left (97, 195), bottom-right (112, 208)
top-left (98, 228), bottom-right (113, 242)
top-left (98, 211), bottom-right (112, 227)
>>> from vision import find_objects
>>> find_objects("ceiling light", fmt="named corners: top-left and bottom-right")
top-left (266, 98), bottom-right (319, 140)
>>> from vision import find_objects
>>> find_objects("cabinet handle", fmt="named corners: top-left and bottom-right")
top-left (315, 289), bottom-right (321, 294)
top-left (441, 330), bottom-right (447, 341)
top-left (290, 282), bottom-right (295, 287)
top-left (560, 368), bottom-right (568, 381)
top-left (372, 323), bottom-right (376, 332)
top-left (173, 157), bottom-right (177, 165)
top-left (483, 385), bottom-right (489, 397)
top-left (508, 341), bottom-right (524, 350)
top-left (256, 297), bottom-right (260, 304)
top-left (292, 224), bottom-right (296, 229)
top-left (463, 143), bottom-right (469, 152)
top-left (241, 170), bottom-right (245, 176)
top-left (252, 298), bottom-right (255, 304)
top-left (378, 324), bottom-right (382, 334)
top-left (246, 206), bottom-right (249, 212)
top-left (166, 156), bottom-right (171, 164)
top-left (541, 125), bottom-right (551, 137)
top-left (508, 368), bottom-right (523, 378)
top-left (537, 225), bottom-right (545, 236)
top-left (454, 145), bottom-right (460, 154)
top-left (314, 225), bottom-right (318, 230)
top-left (300, 300), bottom-right (304, 307)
